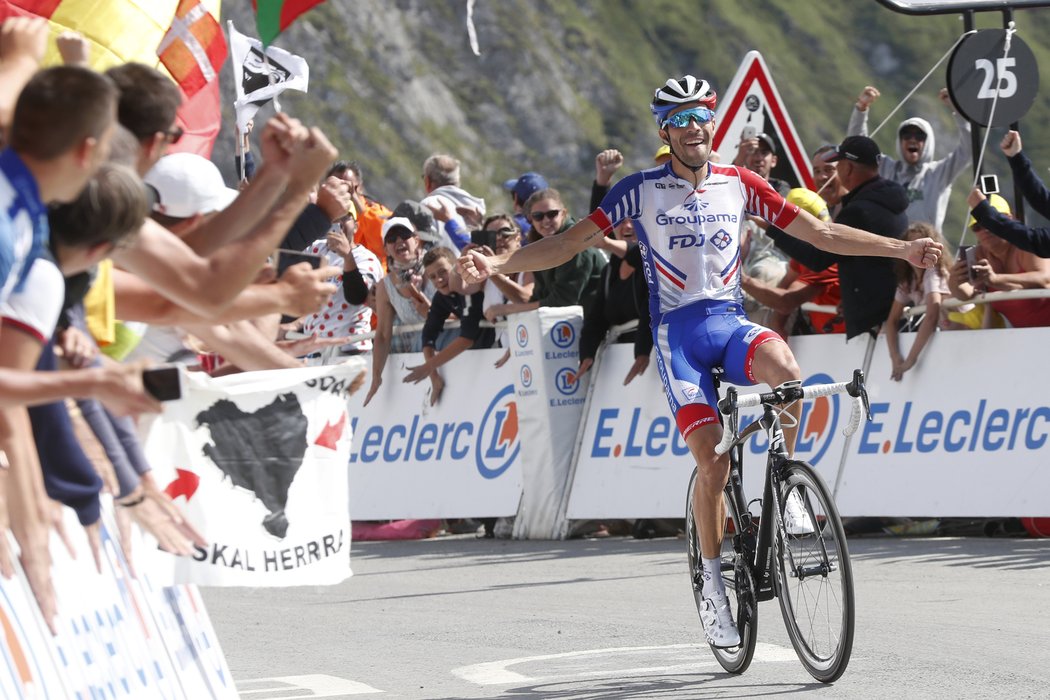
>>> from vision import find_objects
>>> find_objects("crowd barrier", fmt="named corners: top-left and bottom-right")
top-left (355, 308), bottom-right (1050, 537)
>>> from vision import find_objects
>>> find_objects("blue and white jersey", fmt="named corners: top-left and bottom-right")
top-left (588, 162), bottom-right (799, 322)
top-left (0, 148), bottom-right (49, 305)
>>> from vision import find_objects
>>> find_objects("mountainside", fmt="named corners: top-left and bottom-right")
top-left (215, 0), bottom-right (1050, 241)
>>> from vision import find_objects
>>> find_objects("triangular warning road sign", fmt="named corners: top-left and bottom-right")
top-left (712, 51), bottom-right (815, 191)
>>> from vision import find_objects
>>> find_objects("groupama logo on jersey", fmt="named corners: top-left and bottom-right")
top-left (550, 321), bottom-right (575, 348)
top-left (588, 373), bottom-right (841, 466)
top-left (348, 384), bottom-right (520, 478)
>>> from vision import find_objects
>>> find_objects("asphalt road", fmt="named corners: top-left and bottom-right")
top-left (204, 535), bottom-right (1050, 699)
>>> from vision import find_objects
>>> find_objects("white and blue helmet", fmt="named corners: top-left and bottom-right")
top-left (650, 75), bottom-right (717, 127)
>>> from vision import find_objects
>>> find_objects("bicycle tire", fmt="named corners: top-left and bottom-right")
top-left (686, 468), bottom-right (758, 674)
top-left (771, 461), bottom-right (855, 683)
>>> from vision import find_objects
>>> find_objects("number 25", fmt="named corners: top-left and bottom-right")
top-left (975, 57), bottom-right (1017, 99)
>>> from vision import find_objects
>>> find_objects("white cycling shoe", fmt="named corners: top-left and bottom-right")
top-left (699, 589), bottom-right (741, 649)
top-left (784, 489), bottom-right (815, 536)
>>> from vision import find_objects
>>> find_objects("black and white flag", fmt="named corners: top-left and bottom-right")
top-left (228, 21), bottom-right (310, 133)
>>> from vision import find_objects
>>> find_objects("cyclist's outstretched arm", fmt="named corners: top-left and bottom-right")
top-left (460, 219), bottom-right (602, 282)
top-left (783, 209), bottom-right (941, 269)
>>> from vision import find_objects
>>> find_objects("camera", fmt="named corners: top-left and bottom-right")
top-left (275, 249), bottom-right (323, 277)
top-left (142, 366), bottom-right (183, 402)
top-left (957, 245), bottom-right (978, 284)
top-left (470, 229), bottom-right (498, 251)
top-left (979, 174), bottom-right (999, 196)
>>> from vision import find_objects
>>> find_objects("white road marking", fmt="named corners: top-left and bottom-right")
top-left (451, 642), bottom-right (797, 686)
top-left (238, 673), bottom-right (383, 697)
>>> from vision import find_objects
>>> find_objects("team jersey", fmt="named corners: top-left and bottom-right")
top-left (588, 162), bottom-right (799, 322)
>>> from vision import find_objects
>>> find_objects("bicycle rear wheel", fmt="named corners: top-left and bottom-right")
top-left (686, 468), bottom-right (758, 674)
top-left (772, 461), bottom-right (854, 683)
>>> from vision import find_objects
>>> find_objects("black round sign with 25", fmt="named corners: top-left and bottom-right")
top-left (948, 29), bottom-right (1038, 127)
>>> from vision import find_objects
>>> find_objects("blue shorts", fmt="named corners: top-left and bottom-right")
top-left (652, 300), bottom-right (783, 438)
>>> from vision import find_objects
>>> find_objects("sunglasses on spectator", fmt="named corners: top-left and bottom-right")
top-left (899, 129), bottom-right (926, 141)
top-left (488, 226), bottom-right (518, 236)
top-left (531, 209), bottom-right (563, 222)
top-left (661, 106), bottom-right (715, 129)
top-left (384, 228), bottom-right (416, 244)
top-left (164, 126), bottom-right (184, 144)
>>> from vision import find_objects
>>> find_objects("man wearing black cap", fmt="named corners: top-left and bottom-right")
top-left (766, 135), bottom-right (909, 339)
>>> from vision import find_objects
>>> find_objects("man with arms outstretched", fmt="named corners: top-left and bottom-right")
top-left (460, 74), bottom-right (942, 649)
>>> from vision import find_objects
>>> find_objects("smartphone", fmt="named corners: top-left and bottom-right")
top-left (142, 366), bottom-right (183, 402)
top-left (275, 249), bottom-right (323, 277)
top-left (470, 229), bottom-right (498, 251)
top-left (740, 125), bottom-right (757, 142)
top-left (979, 174), bottom-right (999, 196)
top-left (958, 245), bottom-right (978, 284)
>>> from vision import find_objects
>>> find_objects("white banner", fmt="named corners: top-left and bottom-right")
top-left (347, 350), bottom-right (524, 520)
top-left (509, 307), bottom-right (589, 538)
top-left (142, 362), bottom-right (363, 586)
top-left (0, 506), bottom-right (235, 699)
top-left (838, 328), bottom-right (1050, 517)
top-left (566, 334), bottom-right (869, 519)
top-left (227, 21), bottom-right (310, 132)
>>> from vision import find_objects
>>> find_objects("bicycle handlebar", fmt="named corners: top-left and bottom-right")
top-left (714, 370), bottom-right (870, 456)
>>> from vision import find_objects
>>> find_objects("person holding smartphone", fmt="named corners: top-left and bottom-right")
top-left (967, 130), bottom-right (1050, 258)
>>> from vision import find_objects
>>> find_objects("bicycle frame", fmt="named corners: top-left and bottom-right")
top-left (721, 385), bottom-right (801, 603)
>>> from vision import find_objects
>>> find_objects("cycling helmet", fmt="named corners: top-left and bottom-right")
top-left (650, 75), bottom-right (718, 127)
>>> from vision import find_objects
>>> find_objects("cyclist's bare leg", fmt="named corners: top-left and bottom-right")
top-left (750, 340), bottom-right (802, 454)
top-left (686, 422), bottom-right (731, 559)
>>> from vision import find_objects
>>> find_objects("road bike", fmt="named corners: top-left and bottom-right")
top-left (686, 369), bottom-right (870, 682)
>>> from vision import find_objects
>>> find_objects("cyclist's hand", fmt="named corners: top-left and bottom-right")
top-left (624, 355), bottom-right (649, 385)
top-left (905, 237), bottom-right (942, 269)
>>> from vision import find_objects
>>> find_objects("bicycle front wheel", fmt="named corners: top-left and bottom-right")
top-left (686, 468), bottom-right (758, 674)
top-left (772, 461), bottom-right (855, 683)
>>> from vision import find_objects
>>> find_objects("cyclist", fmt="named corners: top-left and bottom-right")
top-left (459, 74), bottom-right (942, 648)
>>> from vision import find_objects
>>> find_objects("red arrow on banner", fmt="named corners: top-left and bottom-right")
top-left (164, 468), bottom-right (201, 502)
top-left (314, 412), bottom-right (348, 451)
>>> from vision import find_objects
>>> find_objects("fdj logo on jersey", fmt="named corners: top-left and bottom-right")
top-left (348, 385), bottom-right (520, 478)
top-left (516, 324), bottom-right (529, 347)
top-left (589, 373), bottom-right (841, 465)
top-left (550, 321), bottom-right (575, 348)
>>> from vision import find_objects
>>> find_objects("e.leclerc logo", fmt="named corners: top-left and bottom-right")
top-left (348, 384), bottom-right (520, 479)
top-left (516, 324), bottom-right (529, 347)
top-left (555, 367), bottom-right (580, 396)
top-left (550, 321), bottom-right (575, 348)
top-left (520, 364), bottom-right (533, 388)
top-left (589, 373), bottom-right (840, 465)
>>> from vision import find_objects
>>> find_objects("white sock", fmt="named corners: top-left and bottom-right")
top-left (701, 556), bottom-right (725, 598)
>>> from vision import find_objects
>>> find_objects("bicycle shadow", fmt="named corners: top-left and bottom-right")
top-left (848, 536), bottom-right (1050, 571)
top-left (429, 673), bottom-right (825, 699)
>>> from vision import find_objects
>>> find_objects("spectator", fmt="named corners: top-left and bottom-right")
top-left (767, 136), bottom-right (908, 338)
top-left (948, 194), bottom-right (1050, 328)
top-left (734, 132), bottom-right (790, 195)
top-left (420, 153), bottom-right (486, 250)
top-left (488, 188), bottom-right (605, 318)
top-left (363, 217), bottom-right (436, 406)
top-left (812, 144), bottom-right (848, 218)
top-left (882, 222), bottom-right (955, 381)
top-left (402, 247), bottom-right (494, 403)
top-left (299, 204), bottom-right (385, 360)
top-left (392, 199), bottom-right (457, 251)
top-left (848, 85), bottom-right (971, 231)
top-left (654, 144), bottom-right (672, 166)
top-left (480, 214), bottom-right (534, 356)
top-left (503, 171), bottom-right (548, 238)
top-left (741, 188), bottom-right (845, 337)
top-left (328, 160), bottom-right (392, 270)
top-left (576, 219), bottom-right (653, 386)
top-left (967, 130), bottom-right (1050, 258)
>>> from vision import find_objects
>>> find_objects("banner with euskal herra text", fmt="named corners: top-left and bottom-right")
top-left (141, 362), bottom-right (364, 586)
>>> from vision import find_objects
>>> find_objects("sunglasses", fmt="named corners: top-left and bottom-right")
top-left (384, 228), bottom-right (415, 244)
top-left (899, 129), bottom-right (927, 141)
top-left (661, 106), bottom-right (715, 129)
top-left (488, 226), bottom-right (518, 236)
top-left (531, 209), bottom-right (563, 222)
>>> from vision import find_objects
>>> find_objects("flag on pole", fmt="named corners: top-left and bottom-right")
top-left (228, 20), bottom-right (309, 133)
top-left (251, 0), bottom-right (325, 47)
top-left (157, 0), bottom-right (227, 98)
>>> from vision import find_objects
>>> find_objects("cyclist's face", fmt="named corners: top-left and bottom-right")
top-left (662, 104), bottom-right (715, 165)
